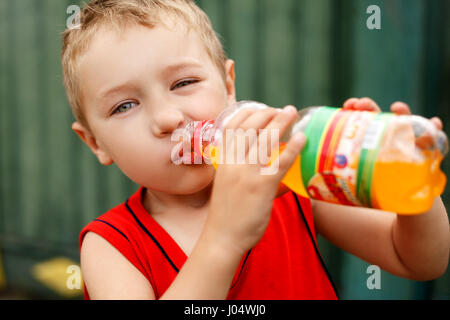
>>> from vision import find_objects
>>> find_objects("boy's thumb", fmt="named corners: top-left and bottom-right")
top-left (269, 132), bottom-right (306, 180)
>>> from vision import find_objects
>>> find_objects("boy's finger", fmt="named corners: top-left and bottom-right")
top-left (224, 108), bottom-right (279, 159)
top-left (224, 108), bottom-right (257, 130)
top-left (431, 117), bottom-right (443, 130)
top-left (246, 106), bottom-right (297, 166)
top-left (221, 108), bottom-right (257, 154)
top-left (269, 132), bottom-right (306, 181)
top-left (262, 105), bottom-right (298, 151)
top-left (354, 97), bottom-right (381, 112)
top-left (343, 98), bottom-right (359, 110)
top-left (238, 108), bottom-right (279, 132)
top-left (390, 101), bottom-right (411, 115)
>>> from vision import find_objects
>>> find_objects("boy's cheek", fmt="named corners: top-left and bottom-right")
top-left (110, 142), bottom-right (168, 175)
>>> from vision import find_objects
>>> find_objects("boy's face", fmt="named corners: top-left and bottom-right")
top-left (72, 22), bottom-right (236, 194)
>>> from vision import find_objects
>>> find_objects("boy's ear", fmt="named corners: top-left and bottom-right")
top-left (225, 59), bottom-right (236, 104)
top-left (72, 121), bottom-right (114, 166)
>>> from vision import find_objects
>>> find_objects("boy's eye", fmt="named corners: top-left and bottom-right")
top-left (171, 79), bottom-right (199, 90)
top-left (112, 101), bottom-right (137, 115)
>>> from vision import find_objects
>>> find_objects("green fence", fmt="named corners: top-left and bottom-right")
top-left (0, 0), bottom-right (449, 299)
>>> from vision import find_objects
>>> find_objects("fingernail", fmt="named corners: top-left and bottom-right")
top-left (283, 105), bottom-right (296, 114)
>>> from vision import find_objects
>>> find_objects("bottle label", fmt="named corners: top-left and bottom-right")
top-left (301, 107), bottom-right (394, 207)
top-left (356, 113), bottom-right (394, 207)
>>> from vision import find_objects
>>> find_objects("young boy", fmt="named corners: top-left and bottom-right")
top-left (62, 0), bottom-right (449, 299)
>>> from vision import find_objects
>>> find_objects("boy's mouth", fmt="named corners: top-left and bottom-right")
top-left (178, 145), bottom-right (191, 163)
top-left (172, 120), bottom-right (211, 165)
top-left (172, 140), bottom-right (202, 165)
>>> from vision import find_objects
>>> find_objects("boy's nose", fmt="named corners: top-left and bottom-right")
top-left (151, 108), bottom-right (185, 137)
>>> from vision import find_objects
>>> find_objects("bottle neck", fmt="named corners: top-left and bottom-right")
top-left (183, 120), bottom-right (216, 163)
top-left (179, 101), bottom-right (272, 163)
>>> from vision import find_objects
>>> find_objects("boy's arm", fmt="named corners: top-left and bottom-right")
top-left (81, 106), bottom-right (305, 299)
top-left (81, 229), bottom-right (243, 300)
top-left (163, 106), bottom-right (305, 299)
top-left (312, 97), bottom-right (449, 281)
top-left (312, 197), bottom-right (449, 281)
top-left (81, 232), bottom-right (155, 299)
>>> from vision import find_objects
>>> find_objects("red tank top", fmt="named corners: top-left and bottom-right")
top-left (79, 187), bottom-right (338, 300)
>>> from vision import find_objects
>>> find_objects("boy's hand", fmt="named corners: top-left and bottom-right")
top-left (343, 97), bottom-right (443, 130)
top-left (205, 106), bottom-right (305, 255)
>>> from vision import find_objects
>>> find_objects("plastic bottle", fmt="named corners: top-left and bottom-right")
top-left (177, 101), bottom-right (448, 215)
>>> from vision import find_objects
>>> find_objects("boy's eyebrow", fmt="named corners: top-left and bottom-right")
top-left (99, 83), bottom-right (135, 101)
top-left (98, 61), bottom-right (203, 102)
top-left (159, 60), bottom-right (203, 77)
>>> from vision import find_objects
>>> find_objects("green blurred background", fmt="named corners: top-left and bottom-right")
top-left (0, 0), bottom-right (449, 299)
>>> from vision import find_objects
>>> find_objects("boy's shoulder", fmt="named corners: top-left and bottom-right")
top-left (79, 186), bottom-right (145, 249)
top-left (78, 187), bottom-right (315, 253)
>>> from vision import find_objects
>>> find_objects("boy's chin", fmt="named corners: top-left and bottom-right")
top-left (179, 180), bottom-right (213, 196)
top-left (175, 170), bottom-right (215, 195)
top-left (155, 166), bottom-right (215, 195)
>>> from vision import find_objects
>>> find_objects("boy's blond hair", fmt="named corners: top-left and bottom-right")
top-left (61, 0), bottom-right (227, 131)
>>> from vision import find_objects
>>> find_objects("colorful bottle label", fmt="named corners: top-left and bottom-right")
top-left (301, 107), bottom-right (394, 207)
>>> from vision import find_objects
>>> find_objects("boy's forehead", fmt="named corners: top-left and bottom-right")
top-left (77, 23), bottom-right (216, 108)
top-left (87, 22), bottom-right (202, 58)
top-left (82, 21), bottom-right (214, 73)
